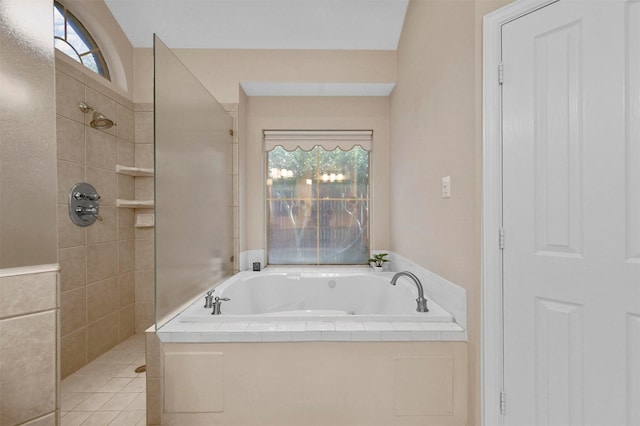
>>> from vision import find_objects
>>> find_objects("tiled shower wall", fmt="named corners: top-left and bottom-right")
top-left (56, 56), bottom-right (136, 378)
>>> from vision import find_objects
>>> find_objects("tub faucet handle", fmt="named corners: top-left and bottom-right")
top-left (204, 290), bottom-right (215, 309)
top-left (212, 297), bottom-right (230, 315)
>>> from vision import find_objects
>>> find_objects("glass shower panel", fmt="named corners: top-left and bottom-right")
top-left (154, 35), bottom-right (233, 327)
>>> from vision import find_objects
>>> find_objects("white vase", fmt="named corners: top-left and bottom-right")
top-left (372, 265), bottom-right (384, 272)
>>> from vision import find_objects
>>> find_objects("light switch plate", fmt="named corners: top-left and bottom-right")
top-left (442, 176), bottom-right (451, 198)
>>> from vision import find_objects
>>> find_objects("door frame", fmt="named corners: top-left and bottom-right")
top-left (481, 0), bottom-right (558, 424)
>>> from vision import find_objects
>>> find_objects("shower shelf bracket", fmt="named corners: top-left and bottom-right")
top-left (116, 164), bottom-right (154, 177)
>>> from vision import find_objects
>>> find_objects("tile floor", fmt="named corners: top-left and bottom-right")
top-left (60, 334), bottom-right (147, 426)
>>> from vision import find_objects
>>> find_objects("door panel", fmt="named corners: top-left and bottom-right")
top-left (502, 1), bottom-right (639, 425)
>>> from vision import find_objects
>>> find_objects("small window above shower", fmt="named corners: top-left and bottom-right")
top-left (54, 1), bottom-right (110, 80)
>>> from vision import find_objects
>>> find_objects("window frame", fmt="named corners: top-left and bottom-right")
top-left (54, 1), bottom-right (110, 80)
top-left (264, 130), bottom-right (373, 266)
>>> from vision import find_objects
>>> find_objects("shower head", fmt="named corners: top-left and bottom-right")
top-left (90, 111), bottom-right (114, 129)
top-left (78, 102), bottom-right (116, 129)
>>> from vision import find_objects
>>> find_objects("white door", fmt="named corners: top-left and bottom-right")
top-left (502, 1), bottom-right (640, 425)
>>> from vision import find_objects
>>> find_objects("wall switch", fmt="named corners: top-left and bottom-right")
top-left (442, 176), bottom-right (451, 198)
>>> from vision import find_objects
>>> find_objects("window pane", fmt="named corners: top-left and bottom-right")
top-left (54, 38), bottom-right (80, 62)
top-left (318, 147), bottom-right (369, 199)
top-left (318, 200), bottom-right (369, 264)
top-left (267, 146), bottom-right (317, 199)
top-left (266, 145), bottom-right (370, 265)
top-left (80, 52), bottom-right (100, 74)
top-left (268, 200), bottom-right (318, 264)
top-left (54, 6), bottom-right (65, 38)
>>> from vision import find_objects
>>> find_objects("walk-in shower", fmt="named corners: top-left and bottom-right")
top-left (78, 101), bottom-right (115, 129)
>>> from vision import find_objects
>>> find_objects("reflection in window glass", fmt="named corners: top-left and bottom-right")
top-left (267, 145), bottom-right (370, 265)
top-left (53, 1), bottom-right (110, 80)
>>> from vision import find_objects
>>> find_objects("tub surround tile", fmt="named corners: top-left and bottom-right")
top-left (306, 321), bottom-right (335, 331)
top-left (276, 321), bottom-right (305, 332)
top-left (216, 321), bottom-right (249, 332)
top-left (335, 321), bottom-right (365, 331)
top-left (246, 321), bottom-right (279, 332)
top-left (157, 317), bottom-right (467, 344)
top-left (187, 322), bottom-right (221, 333)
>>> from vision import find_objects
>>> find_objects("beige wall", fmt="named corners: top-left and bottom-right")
top-left (133, 48), bottom-right (397, 104)
top-left (390, 1), bottom-right (511, 425)
top-left (0, 0), bottom-right (59, 423)
top-left (244, 96), bottom-right (391, 252)
top-left (55, 54), bottom-right (137, 377)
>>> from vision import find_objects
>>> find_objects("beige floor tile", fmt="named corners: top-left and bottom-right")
top-left (79, 410), bottom-right (119, 426)
top-left (96, 377), bottom-right (132, 393)
top-left (60, 392), bottom-right (92, 412)
top-left (113, 363), bottom-right (142, 378)
top-left (125, 393), bottom-right (146, 411)
top-left (108, 409), bottom-right (145, 425)
top-left (98, 392), bottom-right (138, 411)
top-left (61, 411), bottom-right (92, 426)
top-left (72, 393), bottom-right (116, 411)
top-left (120, 377), bottom-right (145, 393)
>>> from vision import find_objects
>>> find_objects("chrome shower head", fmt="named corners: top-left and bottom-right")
top-left (90, 111), bottom-right (114, 129)
top-left (78, 102), bottom-right (115, 129)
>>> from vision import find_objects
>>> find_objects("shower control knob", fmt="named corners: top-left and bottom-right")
top-left (87, 193), bottom-right (100, 201)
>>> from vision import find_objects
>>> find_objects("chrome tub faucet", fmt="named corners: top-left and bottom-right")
top-left (390, 271), bottom-right (429, 313)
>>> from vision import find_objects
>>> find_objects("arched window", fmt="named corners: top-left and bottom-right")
top-left (54, 1), bottom-right (110, 80)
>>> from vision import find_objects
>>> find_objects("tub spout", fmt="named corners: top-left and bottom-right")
top-left (390, 271), bottom-right (429, 313)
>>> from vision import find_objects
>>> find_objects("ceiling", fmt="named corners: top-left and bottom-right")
top-left (103, 0), bottom-right (409, 50)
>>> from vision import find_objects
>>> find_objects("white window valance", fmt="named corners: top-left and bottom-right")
top-left (263, 130), bottom-right (372, 152)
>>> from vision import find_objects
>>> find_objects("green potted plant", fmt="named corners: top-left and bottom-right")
top-left (368, 253), bottom-right (389, 271)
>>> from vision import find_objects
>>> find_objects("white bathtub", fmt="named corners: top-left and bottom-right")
top-left (177, 268), bottom-right (454, 322)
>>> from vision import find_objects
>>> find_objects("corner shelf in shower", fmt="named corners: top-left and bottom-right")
top-left (116, 199), bottom-right (155, 208)
top-left (116, 164), bottom-right (154, 177)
